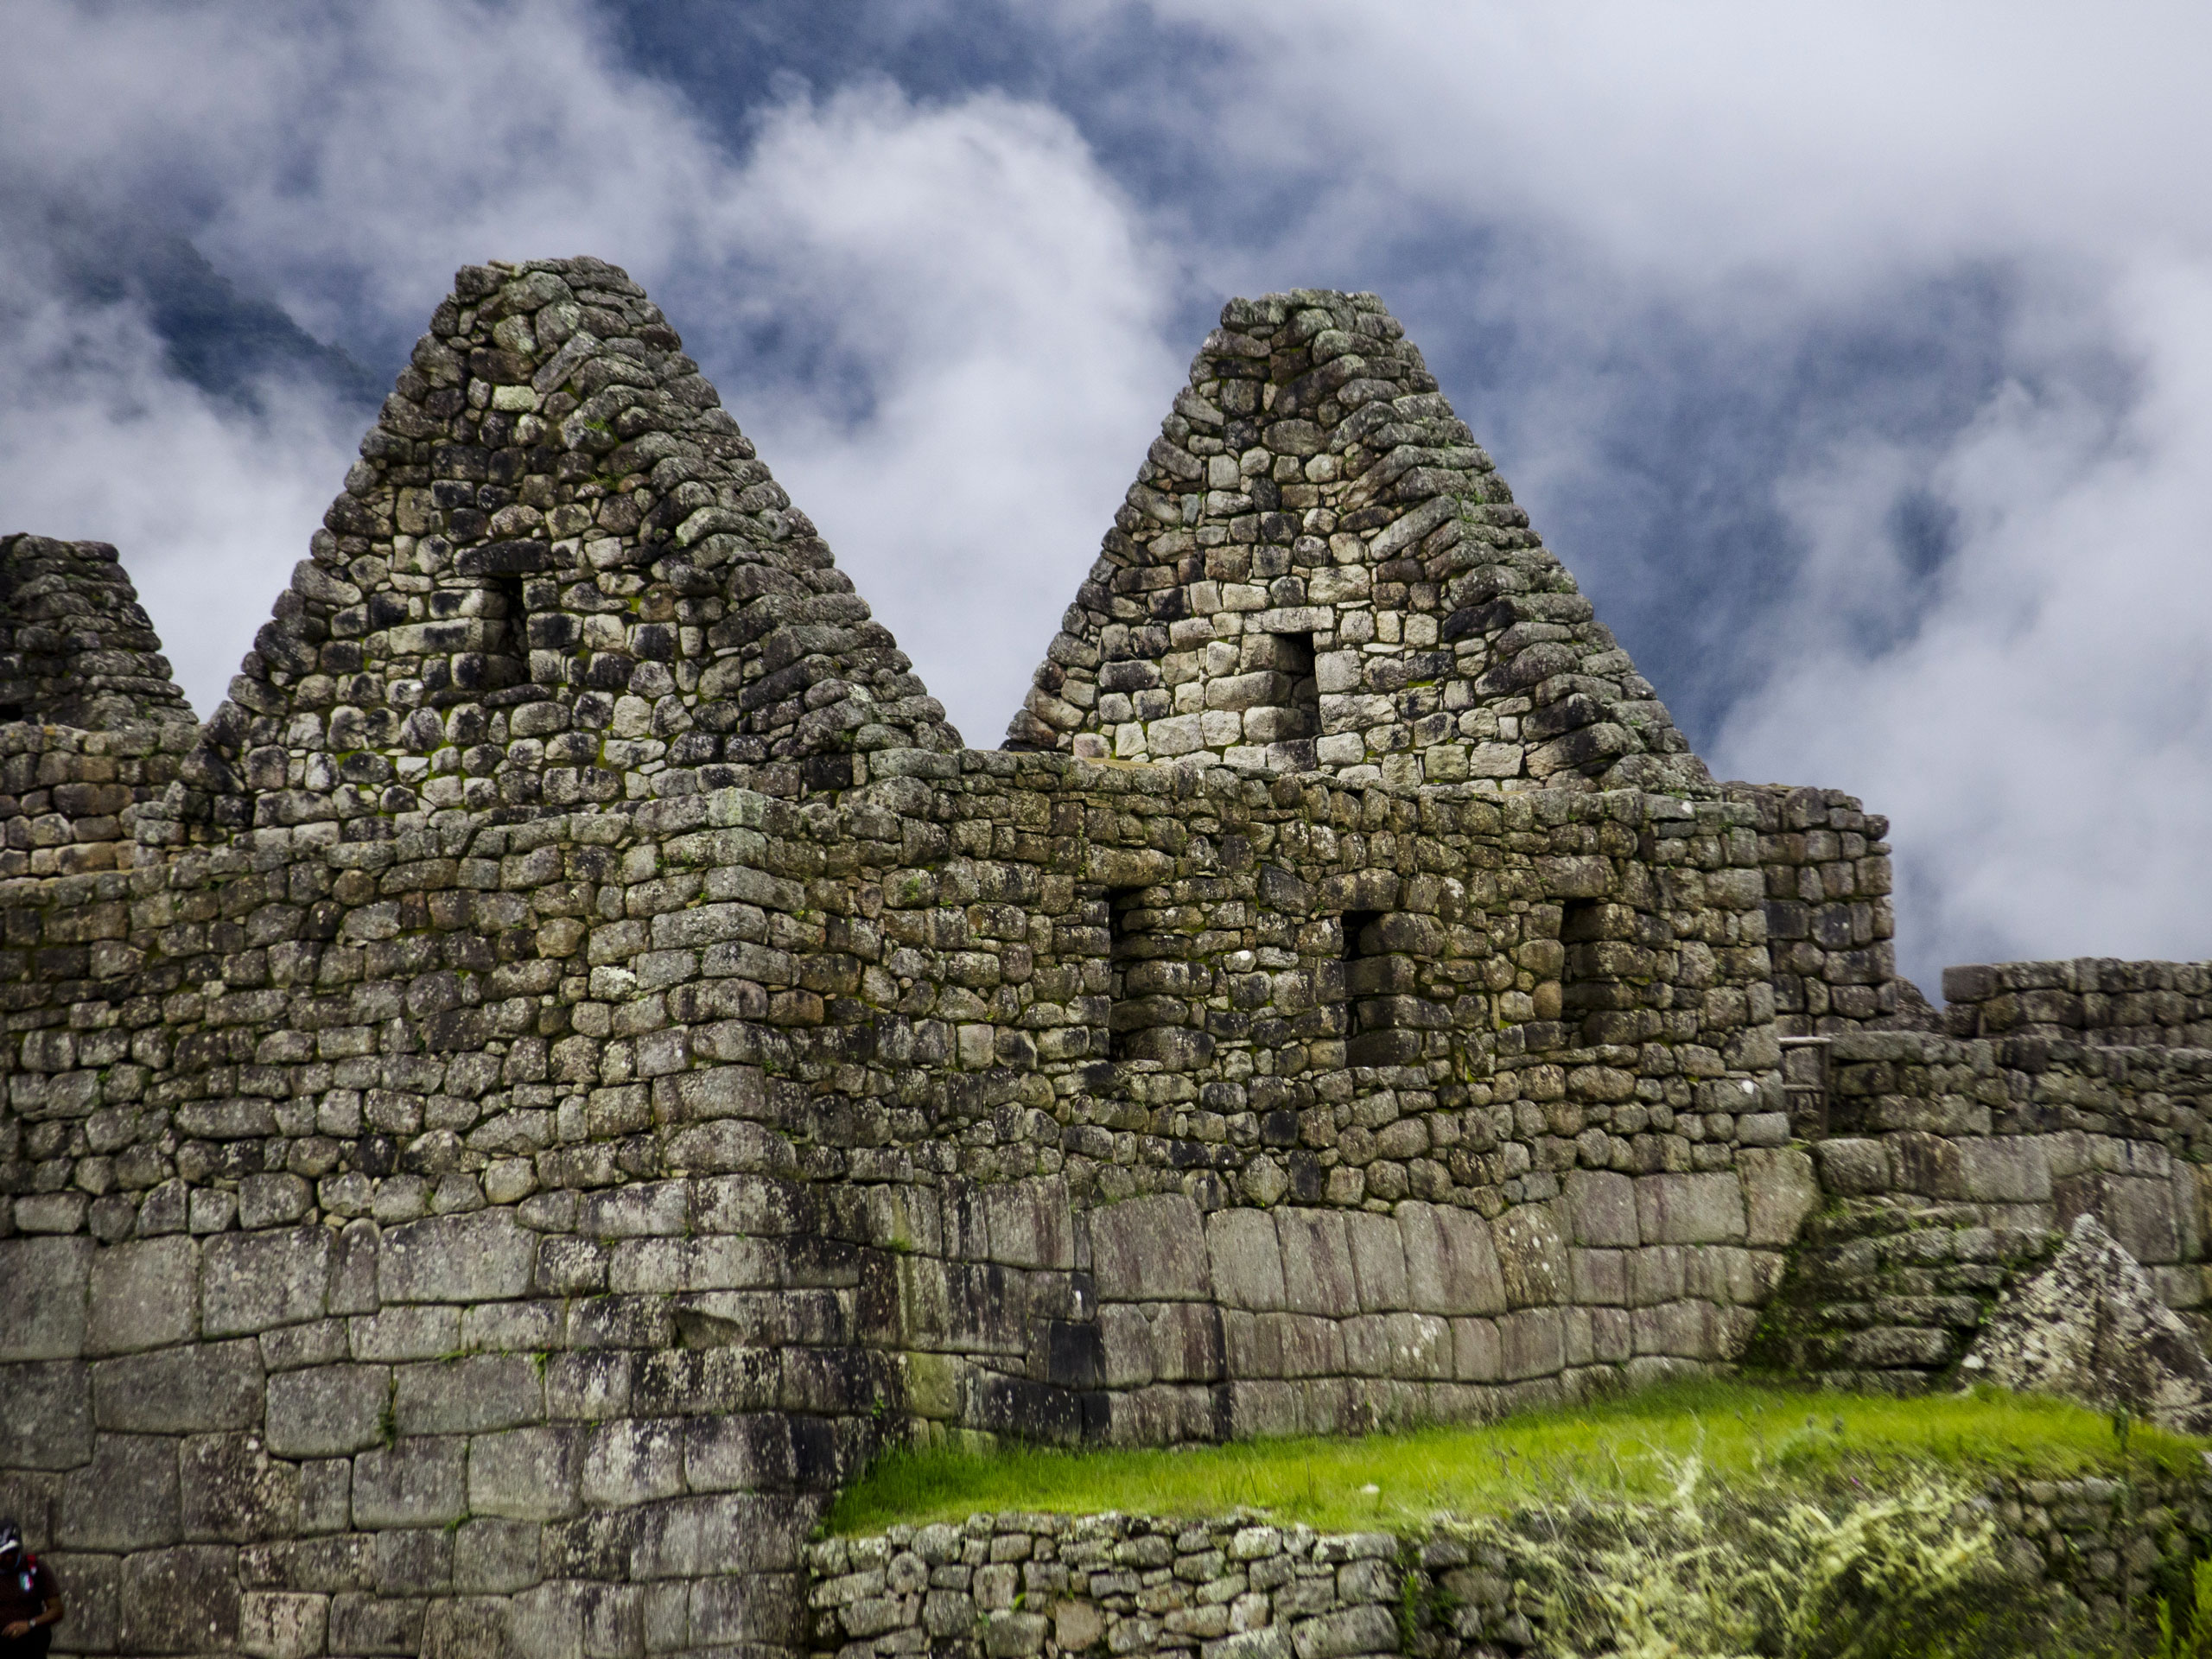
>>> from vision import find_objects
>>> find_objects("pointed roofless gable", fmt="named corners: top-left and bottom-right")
top-left (0, 535), bottom-right (196, 730)
top-left (162, 257), bottom-right (959, 841)
top-left (1005, 289), bottom-right (1711, 796)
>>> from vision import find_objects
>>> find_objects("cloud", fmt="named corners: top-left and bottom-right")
top-left (8, 0), bottom-right (2212, 989)
top-left (684, 86), bottom-right (1183, 748)
top-left (1105, 0), bottom-right (2212, 983)
top-left (0, 0), bottom-right (1182, 745)
top-left (0, 246), bottom-right (358, 718)
top-left (1719, 261), bottom-right (2212, 983)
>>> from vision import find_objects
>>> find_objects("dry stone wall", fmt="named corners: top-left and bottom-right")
top-left (0, 536), bottom-right (196, 733)
top-left (3, 266), bottom-right (2211, 1657)
top-left (815, 1483), bottom-right (2212, 1659)
top-left (150, 257), bottom-right (958, 847)
top-left (1748, 1027), bottom-right (2212, 1390)
top-left (1941, 959), bottom-right (2212, 1046)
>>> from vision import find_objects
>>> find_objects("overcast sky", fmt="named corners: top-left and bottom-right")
top-left (3, 0), bottom-right (2209, 992)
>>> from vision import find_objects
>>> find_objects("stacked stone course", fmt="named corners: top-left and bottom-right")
top-left (1942, 959), bottom-right (2212, 1046)
top-left (818, 1483), bottom-right (2212, 1659)
top-left (0, 536), bottom-right (196, 732)
top-left (3, 267), bottom-right (2210, 1656)
top-left (151, 257), bottom-right (958, 847)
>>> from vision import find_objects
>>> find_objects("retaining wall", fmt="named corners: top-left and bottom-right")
top-left (814, 1484), bottom-right (2212, 1659)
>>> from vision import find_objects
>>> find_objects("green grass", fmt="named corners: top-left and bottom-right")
top-left (829, 1382), bottom-right (2209, 1535)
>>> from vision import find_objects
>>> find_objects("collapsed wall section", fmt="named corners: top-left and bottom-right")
top-left (1747, 1027), bottom-right (2212, 1390)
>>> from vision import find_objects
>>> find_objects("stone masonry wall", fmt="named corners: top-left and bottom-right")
top-left (1941, 960), bottom-right (2212, 1047)
top-left (0, 537), bottom-right (197, 733)
top-left (814, 1483), bottom-right (2211, 1659)
top-left (0, 722), bottom-right (197, 880)
top-left (1719, 784), bottom-right (1930, 1039)
top-left (6, 262), bottom-right (2212, 1659)
top-left (1004, 292), bottom-right (1708, 798)
top-left (7, 753), bottom-right (2212, 1653)
top-left (1749, 1027), bottom-right (2212, 1390)
top-left (150, 257), bottom-right (958, 846)
top-left (0, 753), bottom-right (1820, 1656)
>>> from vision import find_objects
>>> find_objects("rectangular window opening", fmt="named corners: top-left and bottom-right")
top-left (1341, 908), bottom-right (1390, 1039)
top-left (1271, 630), bottom-right (1319, 741)
top-left (1107, 887), bottom-right (1147, 1062)
top-left (490, 574), bottom-right (528, 675)
top-left (1560, 897), bottom-right (1618, 1039)
top-left (1341, 909), bottom-right (1384, 965)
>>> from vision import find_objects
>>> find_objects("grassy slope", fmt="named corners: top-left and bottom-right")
top-left (830, 1383), bottom-right (2209, 1535)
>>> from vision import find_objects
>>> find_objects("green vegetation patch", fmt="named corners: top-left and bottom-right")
top-left (831, 1382), bottom-right (2208, 1535)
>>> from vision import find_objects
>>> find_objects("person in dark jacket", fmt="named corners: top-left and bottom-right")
top-left (0, 1522), bottom-right (61, 1658)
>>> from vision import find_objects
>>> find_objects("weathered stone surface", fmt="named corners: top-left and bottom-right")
top-left (61, 1432), bottom-right (181, 1550)
top-left (1965, 1214), bottom-right (2212, 1432)
top-left (202, 1228), bottom-right (332, 1336)
top-left (86, 1236), bottom-right (198, 1355)
top-left (1563, 1171), bottom-right (1638, 1249)
top-left (92, 1340), bottom-right (264, 1433)
top-left (352, 1437), bottom-right (469, 1528)
top-left (265, 1364), bottom-right (391, 1458)
top-left (1092, 1194), bottom-right (1210, 1302)
top-left (1208, 1210), bottom-right (1288, 1311)
top-left (467, 1425), bottom-right (582, 1520)
top-left (378, 1213), bottom-right (536, 1304)
top-left (1738, 1148), bottom-right (1819, 1249)
top-left (239, 1590), bottom-right (328, 1659)
top-left (3, 261), bottom-right (2208, 1659)
top-left (0, 1236), bottom-right (89, 1359)
top-left (0, 1360), bottom-right (91, 1468)
top-left (121, 1544), bottom-right (242, 1654)
top-left (1636, 1173), bottom-right (1747, 1246)
top-left (1400, 1205), bottom-right (1506, 1316)
top-left (1276, 1210), bottom-right (1358, 1317)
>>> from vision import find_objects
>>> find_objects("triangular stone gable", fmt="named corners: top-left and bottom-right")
top-left (160, 257), bottom-right (959, 842)
top-left (1005, 289), bottom-right (1711, 796)
top-left (0, 535), bottom-right (196, 730)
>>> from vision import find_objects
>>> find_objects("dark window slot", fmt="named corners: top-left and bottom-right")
top-left (1341, 907), bottom-right (1421, 1065)
top-left (489, 574), bottom-right (529, 683)
top-left (1560, 897), bottom-right (1633, 1040)
top-left (1241, 630), bottom-right (1319, 748)
top-left (1106, 887), bottom-right (1146, 1062)
top-left (1342, 909), bottom-right (1391, 1026)
top-left (1275, 630), bottom-right (1318, 739)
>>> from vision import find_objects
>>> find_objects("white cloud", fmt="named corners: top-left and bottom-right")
top-left (0, 258), bottom-right (356, 715)
top-left (1122, 0), bottom-right (2212, 984)
top-left (1719, 260), bottom-right (2212, 983)
top-left (0, 0), bottom-right (1181, 743)
top-left (691, 86), bottom-right (1182, 747)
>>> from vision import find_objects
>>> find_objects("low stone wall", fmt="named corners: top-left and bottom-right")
top-left (1943, 960), bottom-right (2212, 1048)
top-left (815, 1481), bottom-right (2212, 1659)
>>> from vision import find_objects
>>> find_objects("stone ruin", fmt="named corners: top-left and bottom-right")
top-left (2, 258), bottom-right (2209, 1658)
